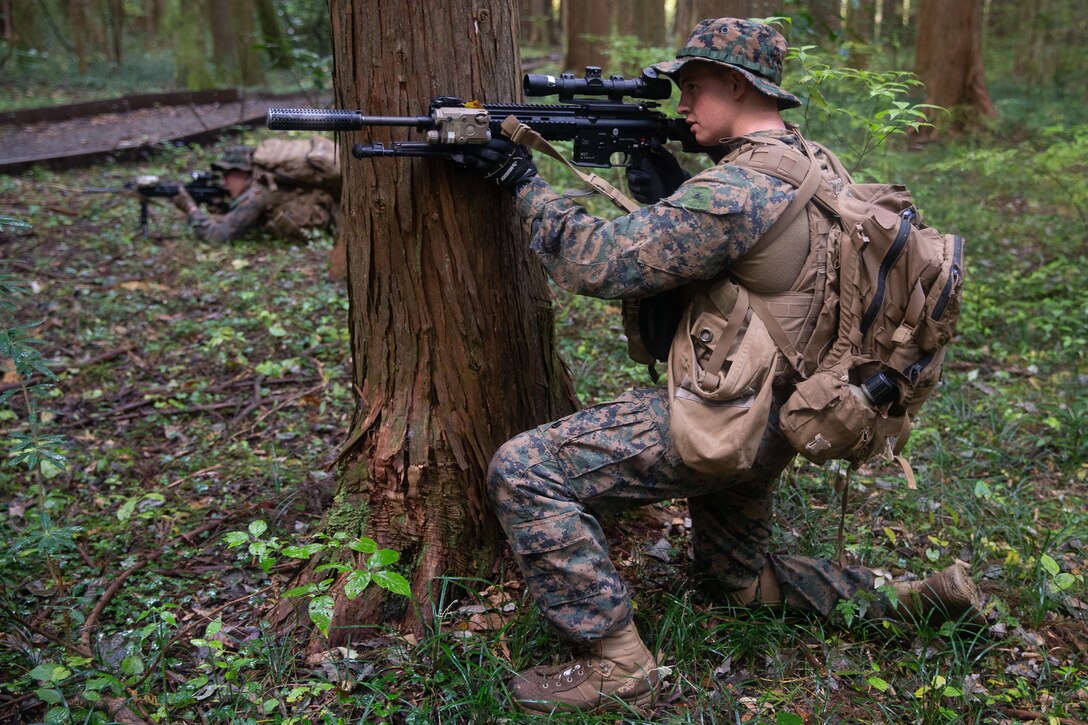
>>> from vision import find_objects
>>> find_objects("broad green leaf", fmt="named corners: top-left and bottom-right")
top-left (29, 664), bottom-right (68, 682)
top-left (282, 543), bottom-right (325, 559)
top-left (117, 497), bottom-right (138, 522)
top-left (373, 570), bottom-right (411, 597)
top-left (867, 676), bottom-right (890, 692)
top-left (345, 570), bottom-right (372, 599)
top-left (309, 595), bottom-right (334, 638)
top-left (121, 654), bottom-right (145, 676)
top-left (35, 687), bottom-right (64, 704)
top-left (367, 548), bottom-right (400, 568)
top-left (348, 537), bottom-right (378, 554)
top-left (248, 520), bottom-right (268, 537)
top-left (1040, 554), bottom-right (1060, 576)
top-left (1054, 572), bottom-right (1076, 591)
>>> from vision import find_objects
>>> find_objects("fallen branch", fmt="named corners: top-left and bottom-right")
top-left (80, 517), bottom-right (231, 652)
top-left (998, 707), bottom-right (1088, 725)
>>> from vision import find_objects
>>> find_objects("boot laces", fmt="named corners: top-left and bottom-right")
top-left (540, 662), bottom-right (586, 690)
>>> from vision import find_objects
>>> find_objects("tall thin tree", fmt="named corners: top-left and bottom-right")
top-left (915, 0), bottom-right (995, 132)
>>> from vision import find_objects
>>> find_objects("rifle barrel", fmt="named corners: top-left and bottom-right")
top-left (266, 108), bottom-right (433, 132)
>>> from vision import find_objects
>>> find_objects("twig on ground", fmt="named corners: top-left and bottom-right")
top-left (80, 517), bottom-right (231, 652)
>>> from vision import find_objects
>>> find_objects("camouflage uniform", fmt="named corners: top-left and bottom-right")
top-left (186, 182), bottom-right (273, 243)
top-left (488, 137), bottom-right (891, 642)
top-left (182, 145), bottom-right (337, 243)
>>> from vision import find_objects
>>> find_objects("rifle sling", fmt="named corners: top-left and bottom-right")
top-left (500, 115), bottom-right (641, 214)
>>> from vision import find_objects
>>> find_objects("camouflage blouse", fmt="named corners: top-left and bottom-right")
top-left (513, 140), bottom-right (799, 299)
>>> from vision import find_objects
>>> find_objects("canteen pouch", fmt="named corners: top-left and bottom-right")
top-left (667, 282), bottom-right (778, 474)
top-left (779, 358), bottom-right (910, 464)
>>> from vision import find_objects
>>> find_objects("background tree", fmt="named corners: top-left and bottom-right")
top-left (253, 0), bottom-right (292, 70)
top-left (272, 0), bottom-right (577, 650)
top-left (519, 0), bottom-right (558, 51)
top-left (208, 0), bottom-right (265, 86)
top-left (617, 0), bottom-right (667, 48)
top-left (563, 0), bottom-right (614, 71)
top-left (914, 0), bottom-right (995, 132)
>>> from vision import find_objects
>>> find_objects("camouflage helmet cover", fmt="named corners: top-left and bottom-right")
top-left (211, 146), bottom-right (255, 173)
top-left (652, 18), bottom-right (801, 110)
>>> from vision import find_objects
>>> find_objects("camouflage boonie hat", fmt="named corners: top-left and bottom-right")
top-left (653, 18), bottom-right (801, 110)
top-left (211, 146), bottom-right (255, 173)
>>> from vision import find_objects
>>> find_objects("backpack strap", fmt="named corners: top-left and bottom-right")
top-left (732, 129), bottom-right (824, 260)
top-left (730, 129), bottom-right (827, 376)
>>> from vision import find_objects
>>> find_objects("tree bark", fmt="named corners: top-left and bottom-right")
top-left (914, 0), bottom-right (995, 133)
top-left (564, 0), bottom-right (613, 72)
top-left (274, 0), bottom-right (577, 651)
top-left (808, 0), bottom-right (842, 37)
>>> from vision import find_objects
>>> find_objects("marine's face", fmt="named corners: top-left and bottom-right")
top-left (223, 170), bottom-right (252, 199)
top-left (675, 61), bottom-right (742, 145)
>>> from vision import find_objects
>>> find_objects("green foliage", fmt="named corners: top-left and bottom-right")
top-left (225, 520), bottom-right (412, 638)
top-left (787, 44), bottom-right (936, 173)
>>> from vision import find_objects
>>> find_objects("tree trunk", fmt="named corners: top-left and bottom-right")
top-left (207, 0), bottom-right (234, 83)
top-left (103, 0), bottom-right (124, 66)
top-left (519, 0), bottom-right (553, 48)
top-left (617, 0), bottom-right (666, 48)
top-left (254, 0), bottom-right (292, 69)
top-left (175, 1), bottom-right (212, 88)
top-left (564, 0), bottom-right (613, 72)
top-left (914, 0), bottom-right (995, 133)
top-left (230, 0), bottom-right (265, 85)
top-left (273, 0), bottom-right (577, 651)
top-left (67, 0), bottom-right (88, 74)
top-left (808, 0), bottom-right (842, 37)
top-left (843, 0), bottom-right (876, 67)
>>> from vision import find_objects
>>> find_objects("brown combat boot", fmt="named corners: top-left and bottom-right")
top-left (509, 621), bottom-right (663, 714)
top-left (891, 562), bottom-right (984, 625)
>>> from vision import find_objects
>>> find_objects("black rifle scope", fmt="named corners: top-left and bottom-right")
top-left (523, 66), bottom-right (672, 102)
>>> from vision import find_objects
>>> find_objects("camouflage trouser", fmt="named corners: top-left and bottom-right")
top-left (487, 386), bottom-right (887, 642)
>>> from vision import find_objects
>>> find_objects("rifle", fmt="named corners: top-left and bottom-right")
top-left (85, 172), bottom-right (228, 238)
top-left (266, 66), bottom-right (701, 171)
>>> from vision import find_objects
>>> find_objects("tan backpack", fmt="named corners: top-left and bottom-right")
top-left (251, 136), bottom-right (341, 196)
top-left (651, 127), bottom-right (965, 475)
top-left (747, 132), bottom-right (965, 470)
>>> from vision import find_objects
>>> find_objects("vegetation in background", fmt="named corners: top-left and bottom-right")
top-left (1, 14), bottom-right (1087, 725)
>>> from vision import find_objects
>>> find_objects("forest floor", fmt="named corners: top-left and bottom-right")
top-left (1, 111), bottom-right (1087, 724)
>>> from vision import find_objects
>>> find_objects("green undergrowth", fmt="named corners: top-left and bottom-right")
top-left (2, 84), bottom-right (1087, 725)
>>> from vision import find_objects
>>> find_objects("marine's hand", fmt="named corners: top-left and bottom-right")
top-left (171, 186), bottom-right (198, 215)
top-left (455, 138), bottom-right (538, 192)
top-left (626, 146), bottom-right (691, 204)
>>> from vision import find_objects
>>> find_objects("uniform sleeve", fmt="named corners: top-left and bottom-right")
top-left (512, 165), bottom-right (796, 299)
top-left (187, 184), bottom-right (270, 243)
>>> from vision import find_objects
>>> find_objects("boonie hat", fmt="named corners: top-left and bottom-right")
top-left (652, 18), bottom-right (801, 110)
top-left (211, 146), bottom-right (255, 173)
